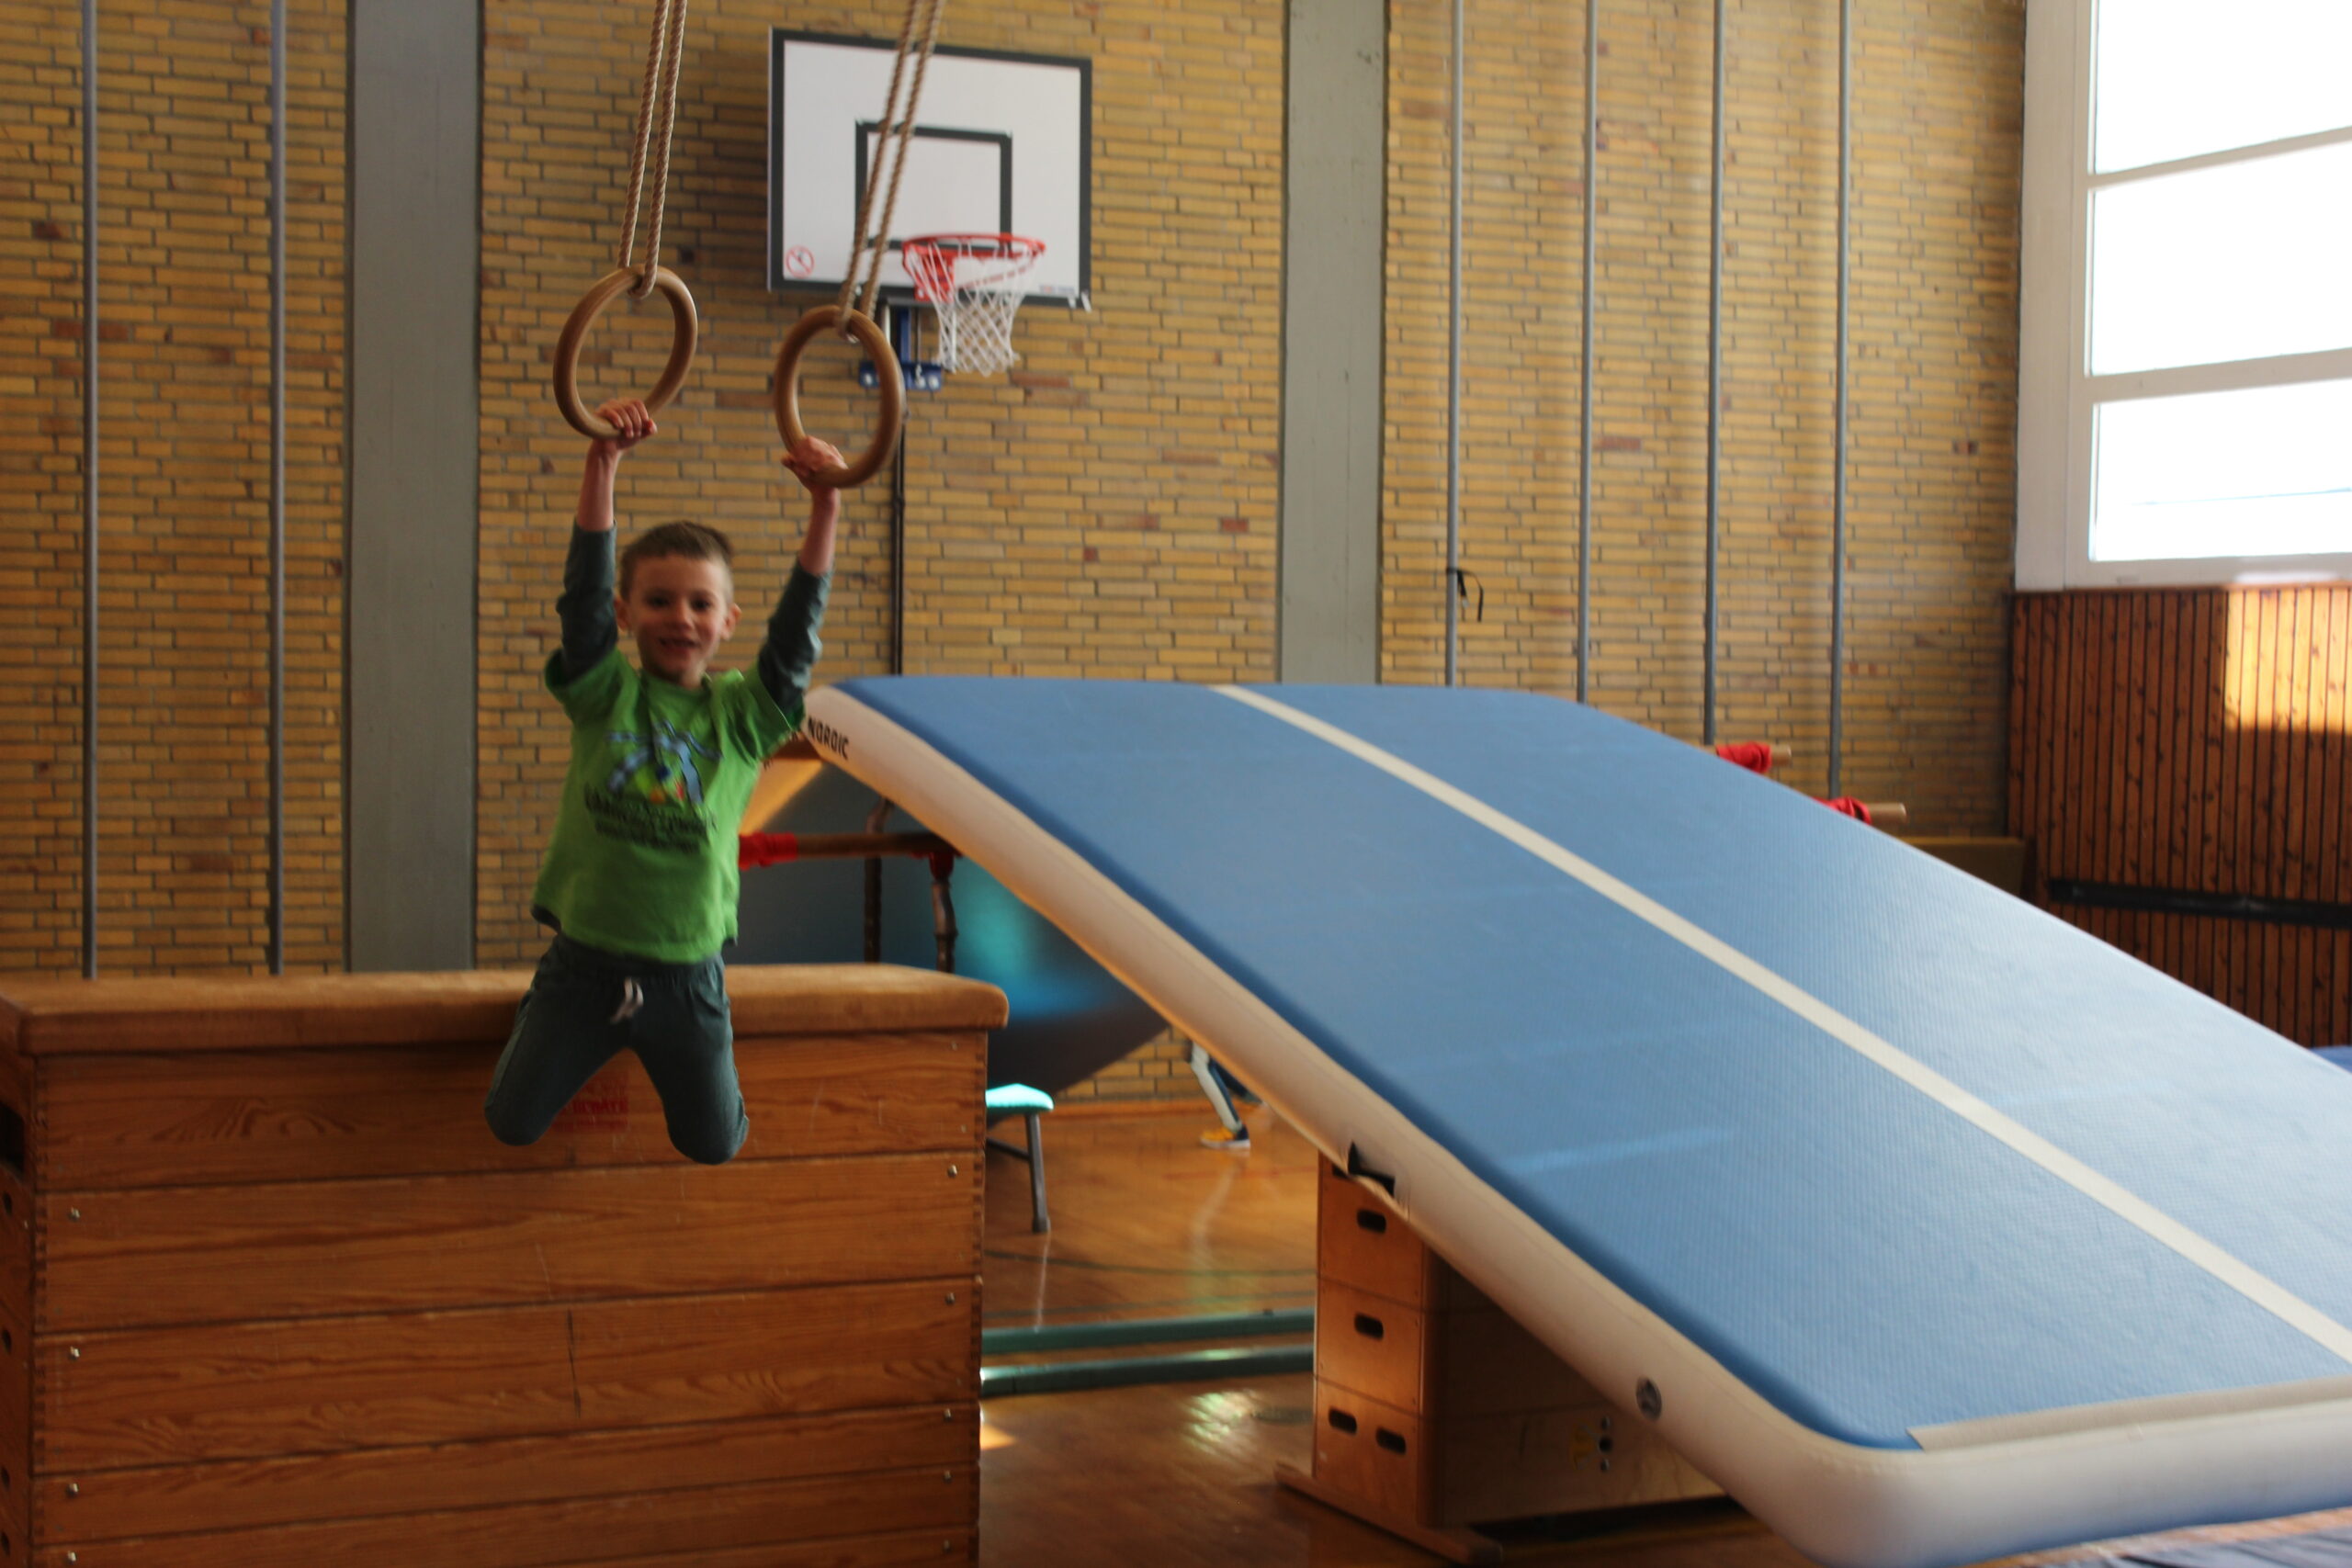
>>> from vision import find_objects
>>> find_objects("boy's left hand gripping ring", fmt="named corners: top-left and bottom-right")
top-left (773, 306), bottom-right (905, 490)
top-left (552, 266), bottom-right (700, 440)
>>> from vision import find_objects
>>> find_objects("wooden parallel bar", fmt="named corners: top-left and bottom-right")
top-left (39, 1153), bottom-right (977, 1330)
top-left (35, 1033), bottom-right (980, 1190)
top-left (30, 1462), bottom-right (978, 1568)
top-left (38, 1278), bottom-right (976, 1470)
top-left (39, 1404), bottom-right (975, 1543)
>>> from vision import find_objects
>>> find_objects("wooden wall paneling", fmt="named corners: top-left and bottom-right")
top-left (2301, 598), bottom-right (2336, 1040)
top-left (39, 1154), bottom-right (978, 1330)
top-left (2031, 594), bottom-right (2051, 888)
top-left (2010, 589), bottom-right (2352, 1043)
top-left (2326, 595), bottom-right (2348, 1044)
top-left (2088, 592), bottom-right (2107, 888)
top-left (29, 1462), bottom-right (978, 1568)
top-left (2023, 596), bottom-right (2052, 889)
top-left (2334, 933), bottom-right (2350, 1046)
top-left (2104, 594), bottom-right (2131, 887)
top-left (2273, 594), bottom-right (2301, 1037)
top-left (2266, 595), bottom-right (2292, 902)
top-left (2324, 592), bottom-right (2349, 908)
top-left (0, 1050), bottom-right (27, 1143)
top-left (2007, 597), bottom-right (2030, 841)
top-left (2122, 592), bottom-right (2152, 896)
top-left (0, 1167), bottom-right (27, 1337)
top-left (2189, 594), bottom-right (2221, 996)
top-left (2060, 594), bottom-right (2079, 888)
top-left (2007, 597), bottom-right (2031, 857)
top-left (2216, 597), bottom-right (2248, 1014)
top-left (2290, 592), bottom-right (2319, 903)
top-left (2166, 598), bottom-right (2188, 986)
top-left (0, 1300), bottom-right (26, 1567)
top-left (2146, 594), bottom-right (2175, 975)
top-left (38, 1404), bottom-right (976, 1544)
top-left (2075, 595), bottom-right (2100, 890)
top-left (2026, 597), bottom-right (2052, 876)
top-left (2088, 593), bottom-right (2116, 886)
top-left (2222, 593), bottom-right (2251, 1011)
top-left (2286, 587), bottom-right (2304, 1029)
top-left (2010, 597), bottom-right (2030, 851)
top-left (2259, 592), bottom-right (2288, 1029)
top-left (2258, 593), bottom-right (2285, 888)
top-left (36, 1033), bottom-right (982, 1190)
top-left (37, 1279), bottom-right (974, 1470)
top-left (2218, 594), bottom-right (2247, 897)
top-left (0, 1159), bottom-right (25, 1568)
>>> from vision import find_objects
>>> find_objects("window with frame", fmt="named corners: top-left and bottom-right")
top-left (2017, 0), bottom-right (2352, 589)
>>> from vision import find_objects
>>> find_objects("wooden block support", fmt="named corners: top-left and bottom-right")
top-left (0, 965), bottom-right (1005, 1568)
top-left (1278, 1162), bottom-right (1719, 1563)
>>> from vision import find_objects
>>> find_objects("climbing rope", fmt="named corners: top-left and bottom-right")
top-left (616, 0), bottom-right (690, 299)
top-left (551, 0), bottom-right (699, 440)
top-left (841, 0), bottom-right (947, 324)
top-left (774, 0), bottom-right (946, 489)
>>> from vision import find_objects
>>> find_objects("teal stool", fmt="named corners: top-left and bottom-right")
top-left (985, 1084), bottom-right (1055, 1233)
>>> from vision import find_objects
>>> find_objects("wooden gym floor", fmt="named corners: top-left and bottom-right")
top-left (977, 1108), bottom-right (2352, 1568)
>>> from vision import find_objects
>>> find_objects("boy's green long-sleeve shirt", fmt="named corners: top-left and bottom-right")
top-left (529, 528), bottom-right (829, 962)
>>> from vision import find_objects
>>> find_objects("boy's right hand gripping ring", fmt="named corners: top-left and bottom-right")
top-left (552, 266), bottom-right (700, 440)
top-left (773, 306), bottom-right (905, 490)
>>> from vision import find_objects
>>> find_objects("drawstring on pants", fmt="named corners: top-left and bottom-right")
top-left (609, 976), bottom-right (646, 1023)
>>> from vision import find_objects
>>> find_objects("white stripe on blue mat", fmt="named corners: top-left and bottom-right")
top-left (1216, 683), bottom-right (2352, 1365)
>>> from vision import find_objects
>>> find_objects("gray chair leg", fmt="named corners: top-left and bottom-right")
top-left (1024, 1111), bottom-right (1049, 1234)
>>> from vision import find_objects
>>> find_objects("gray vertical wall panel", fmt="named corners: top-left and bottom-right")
top-left (1280, 0), bottom-right (1385, 684)
top-left (348, 0), bottom-right (481, 970)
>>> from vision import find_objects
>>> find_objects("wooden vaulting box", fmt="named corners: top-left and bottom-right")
top-left (1279, 1162), bottom-right (1718, 1564)
top-left (0, 965), bottom-right (1004, 1568)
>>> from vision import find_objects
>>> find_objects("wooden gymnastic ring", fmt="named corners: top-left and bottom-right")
top-left (773, 306), bottom-right (904, 490)
top-left (551, 266), bottom-right (699, 440)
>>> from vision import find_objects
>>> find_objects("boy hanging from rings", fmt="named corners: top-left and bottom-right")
top-left (484, 397), bottom-right (844, 1164)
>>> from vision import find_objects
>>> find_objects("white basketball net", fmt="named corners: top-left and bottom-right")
top-left (902, 235), bottom-right (1045, 377)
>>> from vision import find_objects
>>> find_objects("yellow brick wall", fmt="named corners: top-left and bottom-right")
top-left (5, 0), bottom-right (345, 977)
top-left (6, 2), bottom-right (2023, 1120)
top-left (474, 1), bottom-right (1284, 977)
top-left (1385, 0), bottom-right (2021, 829)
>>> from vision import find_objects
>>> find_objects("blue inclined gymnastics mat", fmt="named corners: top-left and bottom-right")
top-left (801, 678), bottom-right (2352, 1568)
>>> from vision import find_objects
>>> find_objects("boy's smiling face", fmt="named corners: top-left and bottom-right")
top-left (617, 554), bottom-right (741, 687)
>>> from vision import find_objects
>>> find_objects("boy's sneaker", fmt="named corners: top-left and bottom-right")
top-left (1200, 1124), bottom-right (1251, 1151)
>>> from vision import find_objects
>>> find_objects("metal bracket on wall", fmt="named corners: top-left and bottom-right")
top-left (858, 304), bottom-right (944, 393)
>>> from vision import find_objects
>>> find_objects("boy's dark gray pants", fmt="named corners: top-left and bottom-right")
top-left (484, 933), bottom-right (748, 1165)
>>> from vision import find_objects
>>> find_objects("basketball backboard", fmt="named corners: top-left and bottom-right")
top-left (769, 30), bottom-right (1090, 306)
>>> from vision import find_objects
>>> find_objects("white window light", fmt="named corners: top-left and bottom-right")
top-left (2018, 0), bottom-right (2352, 588)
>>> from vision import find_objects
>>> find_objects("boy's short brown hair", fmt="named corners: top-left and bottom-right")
top-left (619, 521), bottom-right (734, 594)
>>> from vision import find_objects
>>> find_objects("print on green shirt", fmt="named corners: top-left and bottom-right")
top-left (532, 648), bottom-right (798, 963)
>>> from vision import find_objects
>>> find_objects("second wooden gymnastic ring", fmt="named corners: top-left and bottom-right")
top-left (773, 306), bottom-right (905, 490)
top-left (551, 266), bottom-right (699, 440)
